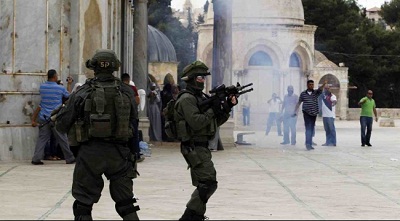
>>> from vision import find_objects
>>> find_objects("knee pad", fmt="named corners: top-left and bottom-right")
top-left (115, 198), bottom-right (140, 218)
top-left (197, 181), bottom-right (218, 204)
top-left (73, 200), bottom-right (93, 220)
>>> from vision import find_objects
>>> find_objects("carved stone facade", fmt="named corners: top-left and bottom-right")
top-left (0, 0), bottom-right (135, 161)
top-left (197, 0), bottom-right (349, 129)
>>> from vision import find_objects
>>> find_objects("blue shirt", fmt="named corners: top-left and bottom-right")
top-left (38, 81), bottom-right (69, 121)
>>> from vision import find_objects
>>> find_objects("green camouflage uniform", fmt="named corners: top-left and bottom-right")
top-left (176, 61), bottom-right (232, 220)
top-left (56, 49), bottom-right (140, 220)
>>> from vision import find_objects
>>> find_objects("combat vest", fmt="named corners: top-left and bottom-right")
top-left (75, 79), bottom-right (133, 142)
top-left (163, 90), bottom-right (192, 140)
top-left (173, 90), bottom-right (217, 142)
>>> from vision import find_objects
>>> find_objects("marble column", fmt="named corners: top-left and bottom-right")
top-left (133, 0), bottom-right (148, 116)
top-left (211, 0), bottom-right (232, 88)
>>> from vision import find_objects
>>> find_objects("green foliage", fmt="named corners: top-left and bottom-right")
top-left (303, 0), bottom-right (400, 108)
top-left (380, 0), bottom-right (400, 28)
top-left (147, 0), bottom-right (197, 76)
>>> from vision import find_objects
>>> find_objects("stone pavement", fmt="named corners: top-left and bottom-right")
top-left (1, 120), bottom-right (400, 220)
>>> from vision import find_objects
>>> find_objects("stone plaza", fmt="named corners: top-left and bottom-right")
top-left (1, 119), bottom-right (400, 220)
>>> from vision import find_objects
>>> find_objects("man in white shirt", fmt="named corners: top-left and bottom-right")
top-left (265, 93), bottom-right (282, 136)
top-left (321, 85), bottom-right (337, 146)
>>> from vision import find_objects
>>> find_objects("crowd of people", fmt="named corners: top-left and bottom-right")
top-left (28, 48), bottom-right (379, 220)
top-left (241, 80), bottom-right (378, 151)
top-left (147, 81), bottom-right (181, 142)
top-left (30, 69), bottom-right (182, 165)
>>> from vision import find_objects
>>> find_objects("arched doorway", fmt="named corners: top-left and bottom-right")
top-left (243, 49), bottom-right (280, 130)
top-left (285, 52), bottom-right (303, 97)
top-left (319, 74), bottom-right (340, 117)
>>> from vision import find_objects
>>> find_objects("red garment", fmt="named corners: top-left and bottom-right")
top-left (130, 85), bottom-right (139, 97)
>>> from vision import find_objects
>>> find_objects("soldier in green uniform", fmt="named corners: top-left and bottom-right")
top-left (175, 61), bottom-right (238, 220)
top-left (55, 49), bottom-right (140, 220)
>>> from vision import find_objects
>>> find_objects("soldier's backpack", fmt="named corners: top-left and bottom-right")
top-left (163, 90), bottom-right (193, 140)
top-left (80, 79), bottom-right (133, 142)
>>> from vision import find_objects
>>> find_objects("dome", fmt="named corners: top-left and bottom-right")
top-left (314, 51), bottom-right (338, 68)
top-left (147, 25), bottom-right (177, 62)
top-left (231, 0), bottom-right (304, 26)
top-left (206, 0), bottom-right (304, 26)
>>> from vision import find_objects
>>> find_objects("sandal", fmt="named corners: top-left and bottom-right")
top-left (44, 156), bottom-right (54, 160)
top-left (51, 156), bottom-right (60, 160)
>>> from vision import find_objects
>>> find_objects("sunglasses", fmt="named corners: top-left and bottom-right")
top-left (368, 92), bottom-right (373, 95)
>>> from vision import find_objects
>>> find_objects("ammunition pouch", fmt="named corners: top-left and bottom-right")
top-left (89, 113), bottom-right (112, 138)
top-left (164, 121), bottom-right (177, 139)
top-left (114, 93), bottom-right (132, 141)
top-left (180, 142), bottom-right (208, 169)
top-left (176, 120), bottom-right (190, 141)
top-left (74, 121), bottom-right (89, 143)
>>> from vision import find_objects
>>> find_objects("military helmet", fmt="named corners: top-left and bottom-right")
top-left (181, 61), bottom-right (210, 81)
top-left (86, 49), bottom-right (121, 73)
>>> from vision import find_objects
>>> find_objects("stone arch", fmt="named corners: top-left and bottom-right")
top-left (248, 51), bottom-right (273, 66)
top-left (201, 42), bottom-right (214, 69)
top-left (318, 73), bottom-right (342, 116)
top-left (318, 74), bottom-right (340, 87)
top-left (240, 40), bottom-right (283, 116)
top-left (243, 39), bottom-right (284, 69)
top-left (287, 40), bottom-right (313, 70)
top-left (200, 42), bottom-right (214, 92)
top-left (289, 53), bottom-right (301, 67)
top-left (285, 40), bottom-right (314, 94)
top-left (83, 0), bottom-right (102, 79)
top-left (318, 74), bottom-right (341, 117)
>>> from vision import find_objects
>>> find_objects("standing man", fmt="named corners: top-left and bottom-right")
top-left (241, 94), bottom-right (251, 126)
top-left (265, 93), bottom-right (282, 136)
top-left (294, 80), bottom-right (327, 150)
top-left (321, 85), bottom-right (337, 146)
top-left (280, 85), bottom-right (299, 145)
top-left (358, 90), bottom-right (378, 147)
top-left (121, 73), bottom-right (144, 162)
top-left (31, 69), bottom-right (75, 165)
top-left (175, 61), bottom-right (237, 220)
top-left (55, 49), bottom-right (140, 220)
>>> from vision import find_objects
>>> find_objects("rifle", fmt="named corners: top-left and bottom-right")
top-left (38, 105), bottom-right (65, 128)
top-left (199, 82), bottom-right (253, 111)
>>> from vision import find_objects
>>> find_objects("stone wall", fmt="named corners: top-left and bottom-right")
top-left (347, 108), bottom-right (400, 120)
top-left (0, 0), bottom-right (134, 161)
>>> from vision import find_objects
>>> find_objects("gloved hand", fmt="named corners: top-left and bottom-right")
top-left (211, 98), bottom-right (223, 115)
top-left (227, 95), bottom-right (238, 108)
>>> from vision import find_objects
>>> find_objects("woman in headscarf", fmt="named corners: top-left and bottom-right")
top-left (147, 82), bottom-right (162, 141)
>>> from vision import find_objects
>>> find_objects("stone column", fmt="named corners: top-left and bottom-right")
top-left (133, 0), bottom-right (148, 116)
top-left (133, 0), bottom-right (150, 141)
top-left (211, 0), bottom-right (232, 88)
top-left (339, 86), bottom-right (348, 120)
top-left (211, 0), bottom-right (233, 149)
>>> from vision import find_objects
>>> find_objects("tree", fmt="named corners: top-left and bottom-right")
top-left (380, 0), bottom-right (400, 29)
top-left (146, 0), bottom-right (197, 74)
top-left (303, 0), bottom-right (400, 108)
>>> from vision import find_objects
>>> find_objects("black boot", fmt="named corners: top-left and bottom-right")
top-left (179, 208), bottom-right (205, 221)
top-left (115, 198), bottom-right (140, 220)
top-left (73, 201), bottom-right (93, 220)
